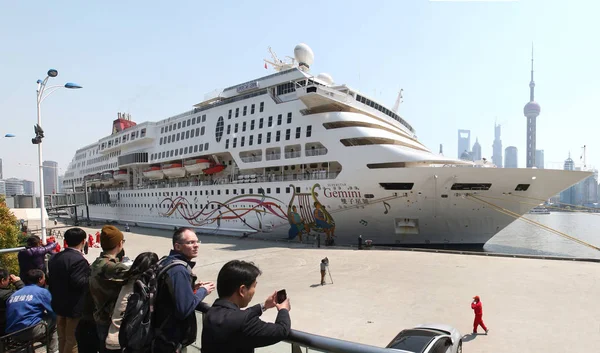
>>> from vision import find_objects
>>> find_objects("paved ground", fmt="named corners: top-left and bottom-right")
top-left (61, 223), bottom-right (600, 353)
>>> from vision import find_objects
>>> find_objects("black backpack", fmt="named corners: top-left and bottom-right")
top-left (119, 258), bottom-right (190, 352)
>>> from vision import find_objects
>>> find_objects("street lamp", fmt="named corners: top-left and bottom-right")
top-left (34, 69), bottom-right (82, 244)
top-left (4, 134), bottom-right (15, 138)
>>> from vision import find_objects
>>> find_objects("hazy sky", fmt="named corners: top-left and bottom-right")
top-left (1, 0), bottom-right (599, 185)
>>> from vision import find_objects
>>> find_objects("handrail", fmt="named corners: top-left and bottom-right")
top-left (0, 247), bottom-right (25, 255)
top-left (285, 329), bottom-right (392, 353)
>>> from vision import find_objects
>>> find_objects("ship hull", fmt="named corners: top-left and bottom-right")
top-left (75, 167), bottom-right (589, 247)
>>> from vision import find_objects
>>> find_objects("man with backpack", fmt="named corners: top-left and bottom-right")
top-left (150, 227), bottom-right (215, 352)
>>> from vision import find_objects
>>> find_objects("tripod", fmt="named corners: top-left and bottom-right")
top-left (327, 265), bottom-right (334, 284)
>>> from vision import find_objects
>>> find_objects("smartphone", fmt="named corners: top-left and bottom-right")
top-left (276, 289), bottom-right (287, 304)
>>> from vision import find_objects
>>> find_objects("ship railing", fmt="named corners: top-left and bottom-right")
top-left (284, 151), bottom-right (301, 159)
top-left (305, 148), bottom-right (328, 156)
top-left (240, 155), bottom-right (263, 163)
top-left (266, 153), bottom-right (282, 161)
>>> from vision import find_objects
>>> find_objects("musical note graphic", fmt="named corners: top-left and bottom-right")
top-left (383, 201), bottom-right (391, 214)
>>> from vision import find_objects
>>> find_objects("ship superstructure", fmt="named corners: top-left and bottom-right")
top-left (63, 44), bottom-right (589, 247)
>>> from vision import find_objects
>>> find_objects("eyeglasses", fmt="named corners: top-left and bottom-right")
top-left (177, 240), bottom-right (201, 245)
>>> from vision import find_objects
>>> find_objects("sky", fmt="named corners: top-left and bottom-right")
top-left (1, 0), bottom-right (599, 185)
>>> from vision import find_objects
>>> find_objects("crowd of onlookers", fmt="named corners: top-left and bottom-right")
top-left (0, 225), bottom-right (292, 353)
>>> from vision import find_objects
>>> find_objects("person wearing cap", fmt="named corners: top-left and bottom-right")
top-left (89, 225), bottom-right (130, 352)
top-left (471, 295), bottom-right (489, 334)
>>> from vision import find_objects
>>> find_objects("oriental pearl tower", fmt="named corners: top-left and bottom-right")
top-left (524, 45), bottom-right (541, 168)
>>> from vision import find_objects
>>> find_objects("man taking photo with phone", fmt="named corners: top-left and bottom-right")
top-left (202, 260), bottom-right (291, 353)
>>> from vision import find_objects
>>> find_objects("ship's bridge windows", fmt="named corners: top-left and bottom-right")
top-left (266, 147), bottom-right (281, 161)
top-left (515, 184), bottom-right (530, 191)
top-left (305, 142), bottom-right (327, 156)
top-left (450, 183), bottom-right (492, 191)
top-left (285, 145), bottom-right (301, 159)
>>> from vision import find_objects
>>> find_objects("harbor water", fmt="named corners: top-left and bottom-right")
top-left (485, 212), bottom-right (600, 259)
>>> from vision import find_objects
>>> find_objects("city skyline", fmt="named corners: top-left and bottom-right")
top-left (1, 1), bottom-right (599, 182)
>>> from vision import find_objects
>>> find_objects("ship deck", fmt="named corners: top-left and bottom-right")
top-left (72, 223), bottom-right (599, 353)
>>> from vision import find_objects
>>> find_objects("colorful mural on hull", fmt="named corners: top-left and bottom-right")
top-left (286, 183), bottom-right (336, 242)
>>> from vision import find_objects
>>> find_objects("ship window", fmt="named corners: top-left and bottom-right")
top-left (167, 136), bottom-right (171, 143)
top-left (268, 116), bottom-right (273, 127)
top-left (204, 142), bottom-right (208, 150)
top-left (306, 125), bottom-right (312, 137)
top-left (184, 147), bottom-right (188, 154)
top-left (228, 109), bottom-right (232, 119)
top-left (178, 122), bottom-right (181, 129)
top-left (234, 123), bottom-right (239, 133)
top-left (266, 132), bottom-right (271, 143)
top-left (267, 188), bottom-right (271, 193)
top-left (176, 133), bottom-right (180, 141)
top-left (201, 126), bottom-right (205, 135)
top-left (235, 108), bottom-right (239, 118)
top-left (202, 114), bottom-right (206, 122)
top-left (450, 183), bottom-right (492, 191)
top-left (211, 190), bottom-right (214, 195)
top-left (179, 148), bottom-right (183, 155)
top-left (168, 125), bottom-right (172, 132)
top-left (286, 187), bottom-right (290, 193)
top-left (276, 187), bottom-right (280, 193)
top-left (295, 127), bottom-right (301, 138)
top-left (379, 183), bottom-right (414, 190)
top-left (251, 104), bottom-right (255, 114)
top-left (187, 119), bottom-right (191, 126)
top-left (365, 194), bottom-right (375, 198)
top-left (182, 121), bottom-right (186, 128)
top-left (162, 152), bottom-right (165, 158)
top-left (218, 190), bottom-right (221, 195)
top-left (249, 188), bottom-right (253, 194)
top-left (195, 127), bottom-right (199, 136)
top-left (160, 137), bottom-right (163, 145)
top-left (170, 150), bottom-right (174, 157)
top-left (287, 112), bottom-right (292, 124)
top-left (199, 144), bottom-right (204, 151)
top-left (215, 116), bottom-right (224, 143)
top-left (260, 102), bottom-right (264, 112)
top-left (249, 135), bottom-right (254, 146)
top-left (367, 162), bottom-right (406, 169)
top-left (161, 127), bottom-right (164, 133)
top-left (259, 118), bottom-right (263, 129)
top-left (251, 120), bottom-right (255, 130)
top-left (186, 131), bottom-right (190, 139)
top-left (241, 136), bottom-right (245, 147)
top-left (257, 133), bottom-right (262, 144)
top-left (277, 114), bottom-right (282, 125)
top-left (227, 125), bottom-right (231, 134)
top-left (242, 122), bottom-right (247, 132)
top-left (194, 145), bottom-right (198, 152)
top-left (175, 149), bottom-right (179, 156)
top-left (226, 189), bottom-right (229, 195)
top-left (285, 129), bottom-right (291, 141)
top-left (225, 139), bottom-right (229, 149)
top-left (192, 117), bottom-right (196, 124)
top-left (233, 138), bottom-right (237, 148)
top-left (276, 131), bottom-right (281, 142)
top-left (190, 129), bottom-right (195, 138)
top-left (241, 189), bottom-right (245, 194)
top-left (243, 106), bottom-right (247, 116)
top-left (515, 184), bottom-right (530, 191)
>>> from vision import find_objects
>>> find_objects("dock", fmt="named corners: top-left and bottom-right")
top-left (74, 225), bottom-right (600, 353)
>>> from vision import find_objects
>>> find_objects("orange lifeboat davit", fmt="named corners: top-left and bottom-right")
top-left (143, 165), bottom-right (165, 180)
top-left (114, 169), bottom-right (129, 182)
top-left (203, 164), bottom-right (226, 175)
top-left (162, 163), bottom-right (186, 179)
top-left (184, 158), bottom-right (211, 175)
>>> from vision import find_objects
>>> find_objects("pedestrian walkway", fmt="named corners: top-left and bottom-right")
top-left (74, 224), bottom-right (600, 353)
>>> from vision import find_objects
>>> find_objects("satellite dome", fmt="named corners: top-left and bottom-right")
top-left (294, 43), bottom-right (314, 69)
top-left (316, 73), bottom-right (334, 86)
top-left (524, 101), bottom-right (541, 116)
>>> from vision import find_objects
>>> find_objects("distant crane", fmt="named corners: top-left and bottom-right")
top-left (392, 89), bottom-right (403, 113)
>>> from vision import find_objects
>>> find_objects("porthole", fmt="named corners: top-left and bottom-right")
top-left (215, 116), bottom-right (224, 142)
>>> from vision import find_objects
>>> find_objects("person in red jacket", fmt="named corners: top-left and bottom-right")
top-left (471, 295), bottom-right (489, 334)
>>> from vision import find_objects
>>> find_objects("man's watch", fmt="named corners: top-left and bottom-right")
top-left (260, 303), bottom-right (267, 312)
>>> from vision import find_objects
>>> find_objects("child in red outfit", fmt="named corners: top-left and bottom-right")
top-left (471, 295), bottom-right (489, 334)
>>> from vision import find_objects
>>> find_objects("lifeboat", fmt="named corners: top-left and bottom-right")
top-left (143, 165), bottom-right (165, 180)
top-left (113, 169), bottom-right (129, 182)
top-left (100, 171), bottom-right (114, 185)
top-left (162, 163), bottom-right (186, 179)
top-left (184, 158), bottom-right (211, 175)
top-left (203, 164), bottom-right (227, 175)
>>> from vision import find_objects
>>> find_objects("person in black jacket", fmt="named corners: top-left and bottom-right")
top-left (152, 227), bottom-right (215, 352)
top-left (0, 269), bottom-right (24, 335)
top-left (48, 227), bottom-right (90, 353)
top-left (202, 260), bottom-right (291, 353)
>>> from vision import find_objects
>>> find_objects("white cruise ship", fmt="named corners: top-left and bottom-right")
top-left (62, 44), bottom-right (589, 247)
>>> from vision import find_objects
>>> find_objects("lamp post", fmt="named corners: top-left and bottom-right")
top-left (35, 69), bottom-right (82, 244)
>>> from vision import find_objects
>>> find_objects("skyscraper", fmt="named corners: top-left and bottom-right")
top-left (0, 158), bottom-right (3, 179)
top-left (560, 154), bottom-right (576, 205)
top-left (472, 138), bottom-right (482, 161)
top-left (524, 45), bottom-right (541, 168)
top-left (4, 178), bottom-right (24, 196)
top-left (57, 175), bottom-right (64, 193)
top-left (457, 130), bottom-right (471, 159)
top-left (492, 123), bottom-right (503, 168)
top-left (22, 180), bottom-right (35, 195)
top-left (43, 160), bottom-right (59, 195)
top-left (535, 150), bottom-right (544, 169)
top-left (504, 146), bottom-right (518, 168)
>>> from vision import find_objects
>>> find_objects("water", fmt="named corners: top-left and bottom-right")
top-left (484, 212), bottom-right (600, 259)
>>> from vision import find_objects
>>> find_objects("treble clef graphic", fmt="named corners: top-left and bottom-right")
top-left (383, 201), bottom-right (391, 214)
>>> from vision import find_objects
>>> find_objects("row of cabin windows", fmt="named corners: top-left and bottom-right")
top-left (82, 162), bottom-right (118, 175)
top-left (121, 186), bottom-right (294, 199)
top-left (226, 112), bottom-right (293, 135)
top-left (159, 126), bottom-right (205, 145)
top-left (102, 128), bottom-right (146, 150)
top-left (160, 115), bottom-right (206, 134)
top-left (149, 143), bottom-right (210, 161)
top-left (228, 102), bottom-right (265, 120)
top-left (225, 125), bottom-right (312, 149)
